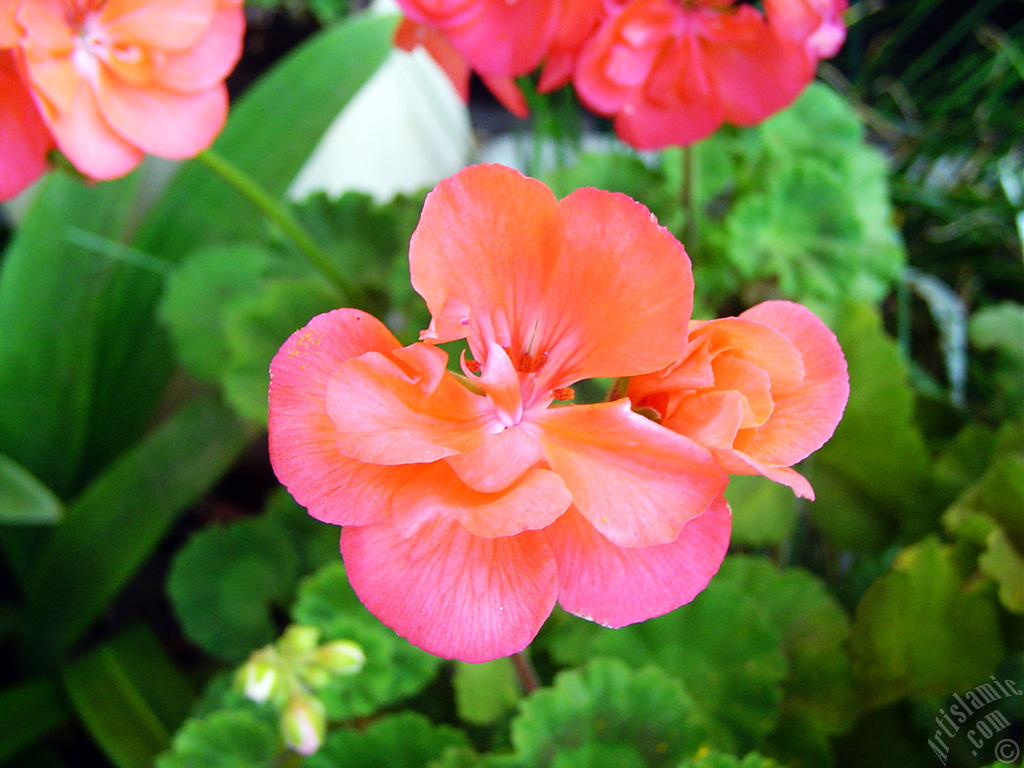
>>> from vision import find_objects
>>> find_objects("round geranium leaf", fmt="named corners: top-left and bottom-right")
top-left (305, 712), bottom-right (469, 768)
top-left (169, 518), bottom-right (299, 662)
top-left (510, 658), bottom-right (708, 767)
top-left (156, 709), bottom-right (278, 768)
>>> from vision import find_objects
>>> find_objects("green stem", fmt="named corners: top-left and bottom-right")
top-left (195, 148), bottom-right (360, 304)
top-left (511, 651), bottom-right (540, 694)
top-left (681, 144), bottom-right (698, 256)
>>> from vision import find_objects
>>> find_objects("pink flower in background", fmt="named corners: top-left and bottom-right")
top-left (574, 0), bottom-right (815, 149)
top-left (269, 164), bottom-right (731, 662)
top-left (0, 49), bottom-right (53, 200)
top-left (394, 19), bottom-right (528, 118)
top-left (628, 301), bottom-right (849, 499)
top-left (766, 0), bottom-right (848, 61)
top-left (536, 0), bottom-right (610, 92)
top-left (396, 0), bottom-right (561, 79)
top-left (1, 0), bottom-right (244, 184)
top-left (394, 0), bottom-right (613, 118)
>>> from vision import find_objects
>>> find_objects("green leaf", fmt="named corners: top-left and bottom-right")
top-left (428, 745), bottom-right (485, 768)
top-left (509, 658), bottom-right (708, 768)
top-left (542, 569), bottom-right (788, 752)
top-left (709, 84), bottom-right (904, 313)
top-left (945, 451), bottom-right (1024, 550)
top-left (453, 658), bottom-right (521, 726)
top-left (543, 153), bottom-right (678, 233)
top-left (723, 475), bottom-right (797, 547)
top-left (159, 244), bottom-right (287, 382)
top-left (289, 190), bottom-right (430, 343)
top-left (0, 454), bottom-right (63, 525)
top-left (549, 743), bottom-right (648, 768)
top-left (62, 634), bottom-right (172, 767)
top-left (719, 557), bottom-right (858, 735)
top-left (0, 679), bottom-right (69, 764)
top-left (677, 751), bottom-right (782, 768)
top-left (155, 709), bottom-right (278, 768)
top-left (220, 276), bottom-right (341, 424)
top-left (943, 441), bottom-right (1024, 613)
top-left (978, 526), bottom-right (1024, 613)
top-left (21, 396), bottom-right (253, 668)
top-left (849, 537), bottom-right (1005, 708)
top-left (970, 301), bottom-right (1024, 360)
top-left (806, 303), bottom-right (935, 551)
top-left (168, 518), bottom-right (300, 662)
top-left (291, 562), bottom-right (441, 719)
top-left (133, 12), bottom-right (399, 258)
top-left (759, 710), bottom-right (833, 768)
top-left (306, 712), bottom-right (470, 768)
top-left (263, 488), bottom-right (340, 575)
top-left (0, 172), bottom-right (150, 497)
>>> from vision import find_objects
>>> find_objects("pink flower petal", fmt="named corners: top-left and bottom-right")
top-left (479, 73), bottom-right (528, 119)
top-left (0, 0), bottom-right (18, 47)
top-left (402, 0), bottom-right (559, 77)
top-left (0, 50), bottom-right (53, 201)
top-left (702, 5), bottom-right (813, 126)
top-left (269, 309), bottom-right (409, 528)
top-left (14, 1), bottom-right (73, 54)
top-left (94, 69), bottom-right (226, 158)
top-left (411, 163), bottom-right (563, 351)
top-left (156, 2), bottom-right (245, 93)
top-left (411, 165), bottom-right (693, 389)
top-left (548, 498), bottom-right (731, 627)
top-left (324, 343), bottom-right (493, 465)
top-left (542, 185), bottom-right (693, 383)
top-left (98, 0), bottom-right (218, 50)
top-left (342, 518), bottom-right (557, 662)
top-left (35, 76), bottom-right (143, 180)
top-left (534, 399), bottom-right (726, 548)
top-left (736, 300), bottom-right (849, 466)
top-left (444, 424), bottom-right (544, 494)
top-left (395, 463), bottom-right (571, 539)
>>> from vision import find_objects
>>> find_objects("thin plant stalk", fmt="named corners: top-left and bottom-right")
top-left (195, 148), bottom-right (362, 304)
top-left (511, 650), bottom-right (540, 694)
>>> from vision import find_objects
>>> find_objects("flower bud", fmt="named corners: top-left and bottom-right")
top-left (236, 651), bottom-right (282, 704)
top-left (282, 694), bottom-right (327, 756)
top-left (278, 625), bottom-right (320, 656)
top-left (316, 640), bottom-right (366, 676)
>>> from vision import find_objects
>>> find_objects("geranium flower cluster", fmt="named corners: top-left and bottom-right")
top-left (268, 164), bottom-right (849, 663)
top-left (1, 0), bottom-right (245, 200)
top-left (395, 0), bottom-right (847, 148)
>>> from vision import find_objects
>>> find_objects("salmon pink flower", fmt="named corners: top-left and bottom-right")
top-left (394, 0), bottom-right (613, 118)
top-left (573, 0), bottom-right (817, 149)
top-left (3, 0), bottom-right (244, 181)
top-left (628, 301), bottom-right (849, 499)
top-left (0, 49), bottom-right (54, 200)
top-left (394, 19), bottom-right (528, 119)
top-left (765, 0), bottom-right (848, 61)
top-left (269, 164), bottom-right (731, 662)
top-left (395, 0), bottom-right (560, 79)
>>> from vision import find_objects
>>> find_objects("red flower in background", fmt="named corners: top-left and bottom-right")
top-left (269, 164), bottom-right (732, 662)
top-left (0, 49), bottom-right (53, 200)
top-left (628, 301), bottom-right (849, 499)
top-left (394, 0), bottom-right (610, 118)
top-left (394, 0), bottom-right (847, 148)
top-left (573, 0), bottom-right (815, 148)
top-left (766, 0), bottom-right (848, 61)
top-left (0, 0), bottom-right (244, 198)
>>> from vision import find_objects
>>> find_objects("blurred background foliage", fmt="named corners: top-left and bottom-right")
top-left (0, 1), bottom-right (1021, 768)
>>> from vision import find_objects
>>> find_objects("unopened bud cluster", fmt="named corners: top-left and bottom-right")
top-left (235, 625), bottom-right (365, 755)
